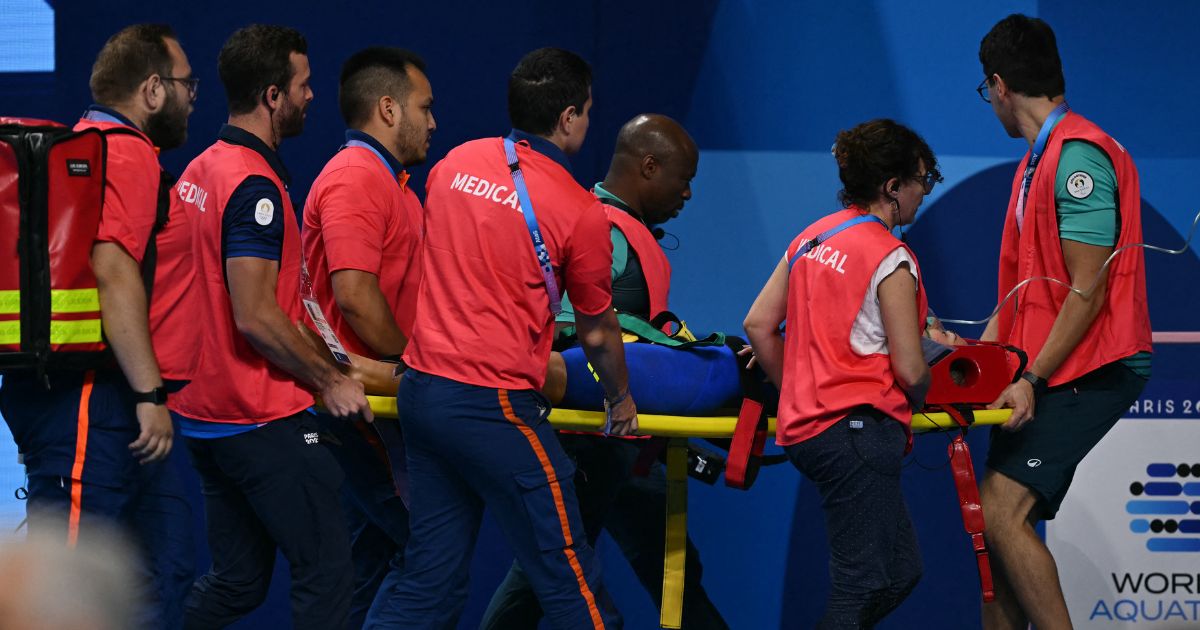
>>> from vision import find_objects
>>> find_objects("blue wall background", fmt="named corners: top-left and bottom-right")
top-left (2, 1), bottom-right (1198, 628)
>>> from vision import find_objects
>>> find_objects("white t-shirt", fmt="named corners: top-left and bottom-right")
top-left (849, 247), bottom-right (917, 356)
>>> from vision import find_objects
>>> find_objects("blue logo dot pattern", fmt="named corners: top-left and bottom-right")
top-left (1127, 463), bottom-right (1200, 552)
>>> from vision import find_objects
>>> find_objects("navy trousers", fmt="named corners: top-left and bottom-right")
top-left (481, 435), bottom-right (727, 629)
top-left (367, 369), bottom-right (621, 629)
top-left (316, 412), bottom-right (412, 629)
top-left (0, 370), bottom-right (194, 629)
top-left (182, 412), bottom-right (352, 630)
top-left (785, 410), bottom-right (922, 629)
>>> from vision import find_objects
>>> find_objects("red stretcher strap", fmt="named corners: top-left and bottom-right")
top-left (725, 398), bottom-right (767, 489)
top-left (948, 432), bottom-right (995, 602)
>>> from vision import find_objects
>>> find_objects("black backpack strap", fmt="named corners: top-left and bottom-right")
top-left (140, 169), bottom-right (175, 300)
top-left (96, 127), bottom-right (170, 300)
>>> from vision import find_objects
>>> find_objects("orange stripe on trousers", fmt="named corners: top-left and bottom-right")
top-left (67, 370), bottom-right (95, 547)
top-left (498, 390), bottom-right (605, 630)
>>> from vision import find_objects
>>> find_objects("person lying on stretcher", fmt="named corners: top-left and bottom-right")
top-left (305, 309), bottom-right (968, 412)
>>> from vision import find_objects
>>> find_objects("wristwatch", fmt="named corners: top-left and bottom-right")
top-left (133, 386), bottom-right (168, 405)
top-left (380, 355), bottom-right (408, 378)
top-left (1019, 371), bottom-right (1048, 397)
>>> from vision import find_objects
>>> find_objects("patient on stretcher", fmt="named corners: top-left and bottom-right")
top-left (303, 312), bottom-right (979, 414)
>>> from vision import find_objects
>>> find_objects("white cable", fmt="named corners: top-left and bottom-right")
top-left (938, 208), bottom-right (1200, 326)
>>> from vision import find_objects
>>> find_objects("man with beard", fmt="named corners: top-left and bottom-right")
top-left (168, 25), bottom-right (367, 629)
top-left (0, 23), bottom-right (197, 628)
top-left (300, 46), bottom-right (435, 628)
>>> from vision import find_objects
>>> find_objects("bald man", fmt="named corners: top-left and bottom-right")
top-left (482, 114), bottom-right (728, 630)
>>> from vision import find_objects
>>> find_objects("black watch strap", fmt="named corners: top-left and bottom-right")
top-left (1019, 371), bottom-right (1048, 396)
top-left (133, 386), bottom-right (168, 405)
top-left (380, 355), bottom-right (408, 378)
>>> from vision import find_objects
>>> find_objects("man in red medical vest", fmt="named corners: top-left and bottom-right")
top-left (0, 24), bottom-right (197, 628)
top-left (169, 24), bottom-right (368, 629)
top-left (976, 14), bottom-right (1151, 629)
top-left (301, 46), bottom-right (435, 628)
top-left (369, 48), bottom-right (636, 629)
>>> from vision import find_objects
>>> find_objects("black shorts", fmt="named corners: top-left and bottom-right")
top-left (987, 362), bottom-right (1147, 519)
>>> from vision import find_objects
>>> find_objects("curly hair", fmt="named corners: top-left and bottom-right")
top-left (832, 119), bottom-right (940, 208)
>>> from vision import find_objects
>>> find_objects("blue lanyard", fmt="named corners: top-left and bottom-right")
top-left (1016, 102), bottom-right (1070, 227)
top-left (503, 138), bottom-right (562, 315)
top-left (82, 109), bottom-right (129, 127)
top-left (344, 139), bottom-right (399, 182)
top-left (788, 214), bottom-right (888, 269)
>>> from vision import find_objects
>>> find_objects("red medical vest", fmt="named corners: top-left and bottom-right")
top-left (776, 208), bottom-right (927, 448)
top-left (302, 145), bottom-right (424, 355)
top-left (404, 137), bottom-right (613, 391)
top-left (606, 206), bottom-right (671, 323)
top-left (168, 140), bottom-right (312, 422)
top-left (995, 112), bottom-right (1152, 386)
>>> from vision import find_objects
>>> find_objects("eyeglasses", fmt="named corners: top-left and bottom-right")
top-left (162, 76), bottom-right (199, 101)
top-left (911, 170), bottom-right (943, 194)
top-left (976, 77), bottom-right (991, 104)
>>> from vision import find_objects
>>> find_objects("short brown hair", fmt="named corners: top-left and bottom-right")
top-left (89, 24), bottom-right (177, 106)
top-left (218, 25), bottom-right (308, 116)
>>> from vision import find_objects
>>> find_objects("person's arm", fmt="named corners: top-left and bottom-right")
top-left (331, 270), bottom-right (407, 357)
top-left (877, 263), bottom-right (930, 410)
top-left (91, 242), bottom-right (172, 463)
top-left (988, 239), bottom-right (1111, 430)
top-left (743, 258), bottom-right (789, 388)
top-left (316, 173), bottom-right (408, 356)
top-left (563, 200), bottom-right (636, 435)
top-left (574, 308), bottom-right (637, 435)
top-left (294, 322), bottom-right (400, 396)
top-left (979, 313), bottom-right (1000, 343)
top-left (91, 137), bottom-right (172, 464)
top-left (227, 257), bottom-right (372, 420)
top-left (224, 176), bottom-right (370, 420)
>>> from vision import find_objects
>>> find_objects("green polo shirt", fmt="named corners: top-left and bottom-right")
top-left (1053, 135), bottom-right (1151, 378)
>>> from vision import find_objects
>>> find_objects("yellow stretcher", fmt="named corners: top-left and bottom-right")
top-left (364, 396), bottom-right (1011, 628)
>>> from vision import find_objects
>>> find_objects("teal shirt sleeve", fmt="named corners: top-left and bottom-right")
top-left (556, 227), bottom-right (628, 323)
top-left (610, 227), bottom-right (630, 279)
top-left (1055, 140), bottom-right (1119, 247)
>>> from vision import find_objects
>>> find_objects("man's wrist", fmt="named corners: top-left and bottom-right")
top-left (132, 386), bottom-right (168, 406)
top-left (380, 355), bottom-right (408, 378)
top-left (1019, 371), bottom-right (1048, 397)
top-left (604, 388), bottom-right (630, 406)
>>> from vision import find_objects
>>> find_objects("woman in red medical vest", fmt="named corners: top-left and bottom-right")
top-left (744, 119), bottom-right (941, 628)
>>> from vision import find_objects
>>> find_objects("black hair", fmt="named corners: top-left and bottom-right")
top-left (832, 119), bottom-right (940, 208)
top-left (507, 48), bottom-right (591, 136)
top-left (218, 24), bottom-right (308, 115)
top-left (90, 24), bottom-right (176, 106)
top-left (979, 14), bottom-right (1066, 98)
top-left (339, 47), bottom-right (427, 127)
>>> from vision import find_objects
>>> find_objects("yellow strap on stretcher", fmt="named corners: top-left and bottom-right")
top-left (361, 396), bottom-right (1010, 628)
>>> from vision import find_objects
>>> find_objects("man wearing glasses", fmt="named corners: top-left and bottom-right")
top-left (0, 24), bottom-right (198, 628)
top-left (974, 14), bottom-right (1151, 630)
